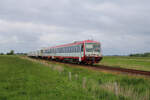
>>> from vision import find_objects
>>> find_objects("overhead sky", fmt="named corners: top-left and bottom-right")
top-left (0, 0), bottom-right (150, 55)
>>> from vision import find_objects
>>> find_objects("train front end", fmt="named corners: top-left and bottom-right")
top-left (83, 40), bottom-right (103, 64)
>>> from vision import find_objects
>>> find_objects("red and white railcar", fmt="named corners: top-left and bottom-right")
top-left (28, 40), bottom-right (103, 64)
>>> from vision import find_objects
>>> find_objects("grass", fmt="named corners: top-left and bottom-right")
top-left (99, 56), bottom-right (150, 71)
top-left (0, 55), bottom-right (150, 100)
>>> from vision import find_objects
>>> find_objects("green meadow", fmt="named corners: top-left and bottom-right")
top-left (99, 56), bottom-right (150, 71)
top-left (0, 55), bottom-right (150, 100)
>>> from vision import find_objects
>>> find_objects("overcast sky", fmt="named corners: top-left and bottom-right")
top-left (0, 0), bottom-right (150, 55)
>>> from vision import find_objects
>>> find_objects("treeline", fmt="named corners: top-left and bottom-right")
top-left (0, 50), bottom-right (27, 55)
top-left (129, 52), bottom-right (150, 57)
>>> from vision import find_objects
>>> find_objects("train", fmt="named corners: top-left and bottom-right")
top-left (28, 40), bottom-right (103, 64)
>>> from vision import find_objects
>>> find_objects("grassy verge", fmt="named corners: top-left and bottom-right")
top-left (0, 55), bottom-right (150, 100)
top-left (99, 56), bottom-right (150, 71)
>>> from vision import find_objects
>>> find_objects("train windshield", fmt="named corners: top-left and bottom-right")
top-left (85, 43), bottom-right (100, 52)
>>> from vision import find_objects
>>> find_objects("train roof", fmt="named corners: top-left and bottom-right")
top-left (44, 40), bottom-right (100, 50)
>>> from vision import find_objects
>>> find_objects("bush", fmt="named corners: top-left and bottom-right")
top-left (7, 50), bottom-right (14, 55)
top-left (0, 53), bottom-right (4, 55)
top-left (129, 52), bottom-right (150, 57)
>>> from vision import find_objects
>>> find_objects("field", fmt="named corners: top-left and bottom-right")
top-left (99, 56), bottom-right (150, 71)
top-left (0, 55), bottom-right (150, 100)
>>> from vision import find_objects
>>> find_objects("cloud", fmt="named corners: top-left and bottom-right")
top-left (0, 0), bottom-right (150, 55)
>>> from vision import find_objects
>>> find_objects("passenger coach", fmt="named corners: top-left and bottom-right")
top-left (28, 40), bottom-right (103, 64)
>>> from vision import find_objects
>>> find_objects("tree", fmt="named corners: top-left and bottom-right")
top-left (0, 53), bottom-right (4, 55)
top-left (10, 50), bottom-right (14, 55)
top-left (7, 50), bottom-right (14, 55)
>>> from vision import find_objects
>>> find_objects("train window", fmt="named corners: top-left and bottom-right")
top-left (57, 48), bottom-right (59, 53)
top-left (66, 47), bottom-right (67, 53)
top-left (67, 47), bottom-right (68, 53)
top-left (58, 48), bottom-right (60, 53)
top-left (56, 48), bottom-right (58, 53)
top-left (62, 48), bottom-right (64, 53)
top-left (63, 48), bottom-right (65, 53)
top-left (72, 47), bottom-right (73, 53)
top-left (76, 46), bottom-right (77, 52)
top-left (73, 46), bottom-right (74, 52)
top-left (72, 46), bottom-right (74, 52)
top-left (61, 48), bottom-right (62, 53)
top-left (74, 47), bottom-right (75, 52)
top-left (64, 47), bottom-right (66, 53)
top-left (69, 47), bottom-right (71, 53)
top-left (50, 49), bottom-right (52, 53)
top-left (75, 46), bottom-right (77, 52)
top-left (74, 46), bottom-right (76, 52)
top-left (75, 47), bottom-right (77, 52)
top-left (86, 43), bottom-right (100, 52)
top-left (71, 47), bottom-right (73, 53)
top-left (77, 46), bottom-right (79, 52)
top-left (70, 47), bottom-right (72, 53)
top-left (65, 47), bottom-right (67, 53)
top-left (59, 48), bottom-right (60, 53)
top-left (64, 47), bottom-right (65, 53)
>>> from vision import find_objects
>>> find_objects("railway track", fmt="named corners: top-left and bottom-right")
top-left (60, 62), bottom-right (150, 77)
top-left (29, 57), bottom-right (150, 77)
top-left (90, 65), bottom-right (150, 76)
